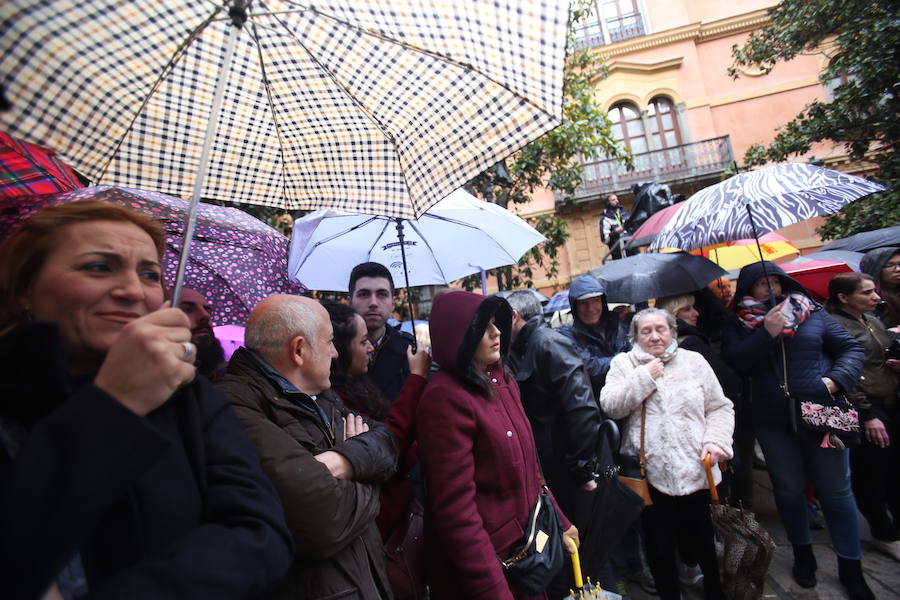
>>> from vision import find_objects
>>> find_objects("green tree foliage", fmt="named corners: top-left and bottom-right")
top-left (462, 1), bottom-right (631, 291)
top-left (730, 0), bottom-right (899, 240)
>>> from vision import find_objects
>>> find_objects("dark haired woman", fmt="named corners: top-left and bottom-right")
top-left (828, 272), bottom-right (900, 563)
top-left (416, 291), bottom-right (578, 600)
top-left (723, 261), bottom-right (872, 599)
top-left (0, 201), bottom-right (291, 599)
top-left (321, 301), bottom-right (430, 542)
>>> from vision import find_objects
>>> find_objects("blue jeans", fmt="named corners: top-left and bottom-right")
top-left (755, 424), bottom-right (862, 559)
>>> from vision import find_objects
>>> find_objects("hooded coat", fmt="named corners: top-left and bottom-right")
top-left (860, 246), bottom-right (900, 328)
top-left (557, 276), bottom-right (630, 396)
top-left (722, 262), bottom-right (864, 427)
top-left (415, 292), bottom-right (570, 600)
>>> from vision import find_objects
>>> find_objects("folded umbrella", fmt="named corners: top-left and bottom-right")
top-left (589, 253), bottom-right (727, 304)
top-left (704, 457), bottom-right (776, 600)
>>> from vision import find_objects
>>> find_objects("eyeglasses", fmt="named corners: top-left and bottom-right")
top-left (883, 263), bottom-right (900, 271)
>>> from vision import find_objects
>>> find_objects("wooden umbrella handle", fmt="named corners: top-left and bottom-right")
top-left (704, 454), bottom-right (720, 504)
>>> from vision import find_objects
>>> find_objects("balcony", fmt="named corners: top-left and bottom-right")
top-left (559, 135), bottom-right (734, 204)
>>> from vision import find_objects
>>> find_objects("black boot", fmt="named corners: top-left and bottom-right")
top-left (791, 544), bottom-right (817, 588)
top-left (837, 557), bottom-right (875, 600)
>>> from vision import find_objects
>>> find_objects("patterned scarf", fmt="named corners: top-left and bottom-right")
top-left (736, 293), bottom-right (814, 338)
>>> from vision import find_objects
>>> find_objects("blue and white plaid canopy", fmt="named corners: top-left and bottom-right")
top-left (0, 0), bottom-right (567, 219)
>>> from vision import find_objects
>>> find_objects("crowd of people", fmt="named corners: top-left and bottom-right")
top-left (1, 199), bottom-right (898, 600)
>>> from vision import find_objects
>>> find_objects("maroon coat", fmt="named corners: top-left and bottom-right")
top-left (416, 292), bottom-right (570, 600)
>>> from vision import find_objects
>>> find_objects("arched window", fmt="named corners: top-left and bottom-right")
top-left (609, 102), bottom-right (647, 154)
top-left (646, 96), bottom-right (682, 150)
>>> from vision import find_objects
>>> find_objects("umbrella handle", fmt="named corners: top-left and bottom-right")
top-left (570, 549), bottom-right (583, 589)
top-left (704, 455), bottom-right (719, 504)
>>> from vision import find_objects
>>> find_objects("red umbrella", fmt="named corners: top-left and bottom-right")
top-left (0, 132), bottom-right (82, 197)
top-left (782, 259), bottom-right (852, 302)
top-left (627, 203), bottom-right (683, 248)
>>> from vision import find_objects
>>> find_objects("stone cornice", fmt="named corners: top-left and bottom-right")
top-left (591, 8), bottom-right (772, 60)
top-left (606, 57), bottom-right (684, 75)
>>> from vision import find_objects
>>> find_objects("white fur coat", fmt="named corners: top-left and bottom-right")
top-left (600, 346), bottom-right (735, 497)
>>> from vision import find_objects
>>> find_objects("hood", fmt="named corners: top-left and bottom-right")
top-left (733, 261), bottom-right (810, 309)
top-left (567, 275), bottom-right (609, 324)
top-left (860, 247), bottom-right (900, 279)
top-left (429, 291), bottom-right (512, 376)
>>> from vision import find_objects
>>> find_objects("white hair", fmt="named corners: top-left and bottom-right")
top-left (629, 307), bottom-right (676, 342)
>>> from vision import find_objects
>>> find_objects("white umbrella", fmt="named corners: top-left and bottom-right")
top-left (288, 189), bottom-right (545, 293)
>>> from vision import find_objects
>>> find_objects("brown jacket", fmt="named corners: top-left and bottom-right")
top-left (218, 348), bottom-right (398, 600)
top-left (830, 309), bottom-right (899, 421)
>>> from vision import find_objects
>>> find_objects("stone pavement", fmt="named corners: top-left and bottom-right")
top-left (624, 469), bottom-right (900, 600)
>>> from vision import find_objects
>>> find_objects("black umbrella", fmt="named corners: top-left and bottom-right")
top-left (577, 420), bottom-right (644, 578)
top-left (588, 253), bottom-right (726, 304)
top-left (820, 225), bottom-right (900, 253)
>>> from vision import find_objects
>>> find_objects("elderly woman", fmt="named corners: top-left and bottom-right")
top-left (827, 272), bottom-right (900, 562)
top-left (416, 291), bottom-right (577, 600)
top-left (600, 308), bottom-right (734, 600)
top-left (723, 261), bottom-right (872, 599)
top-left (0, 201), bottom-right (292, 599)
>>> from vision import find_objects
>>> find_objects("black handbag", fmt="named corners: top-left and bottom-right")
top-left (777, 339), bottom-right (861, 449)
top-left (499, 486), bottom-right (565, 594)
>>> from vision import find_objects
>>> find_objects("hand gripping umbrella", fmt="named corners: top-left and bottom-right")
top-left (0, 0), bottom-right (568, 306)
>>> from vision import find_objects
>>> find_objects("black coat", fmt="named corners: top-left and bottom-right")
top-left (676, 318), bottom-right (742, 404)
top-left (369, 326), bottom-right (413, 401)
top-left (509, 317), bottom-right (599, 508)
top-left (0, 323), bottom-right (292, 600)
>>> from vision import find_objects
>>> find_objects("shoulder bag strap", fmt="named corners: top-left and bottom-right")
top-left (638, 401), bottom-right (647, 477)
top-left (625, 351), bottom-right (648, 477)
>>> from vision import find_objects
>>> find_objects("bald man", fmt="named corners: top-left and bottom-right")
top-left (217, 295), bottom-right (397, 600)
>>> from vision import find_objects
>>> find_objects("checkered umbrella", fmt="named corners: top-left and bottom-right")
top-left (0, 0), bottom-right (566, 221)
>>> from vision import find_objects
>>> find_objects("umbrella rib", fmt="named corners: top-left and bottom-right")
top-left (295, 4), bottom-right (561, 121)
top-left (255, 7), bottom-right (398, 145)
top-left (309, 216), bottom-right (384, 249)
top-left (95, 6), bottom-right (225, 183)
top-left (245, 13), bottom-right (291, 206)
top-left (405, 219), bottom-right (455, 282)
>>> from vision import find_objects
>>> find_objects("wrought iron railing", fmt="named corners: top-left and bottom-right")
top-left (559, 135), bottom-right (734, 203)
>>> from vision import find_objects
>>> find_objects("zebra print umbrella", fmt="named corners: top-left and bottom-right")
top-left (649, 164), bottom-right (885, 252)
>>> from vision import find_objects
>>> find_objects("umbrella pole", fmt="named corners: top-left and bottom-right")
top-left (395, 219), bottom-right (418, 352)
top-left (480, 267), bottom-right (488, 296)
top-left (172, 3), bottom-right (246, 307)
top-left (745, 204), bottom-right (777, 305)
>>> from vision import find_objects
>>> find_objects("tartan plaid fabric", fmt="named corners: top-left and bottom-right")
top-left (0, 1), bottom-right (566, 219)
top-left (0, 131), bottom-right (82, 197)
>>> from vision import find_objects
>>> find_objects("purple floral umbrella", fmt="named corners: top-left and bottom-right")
top-left (0, 186), bottom-right (305, 325)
